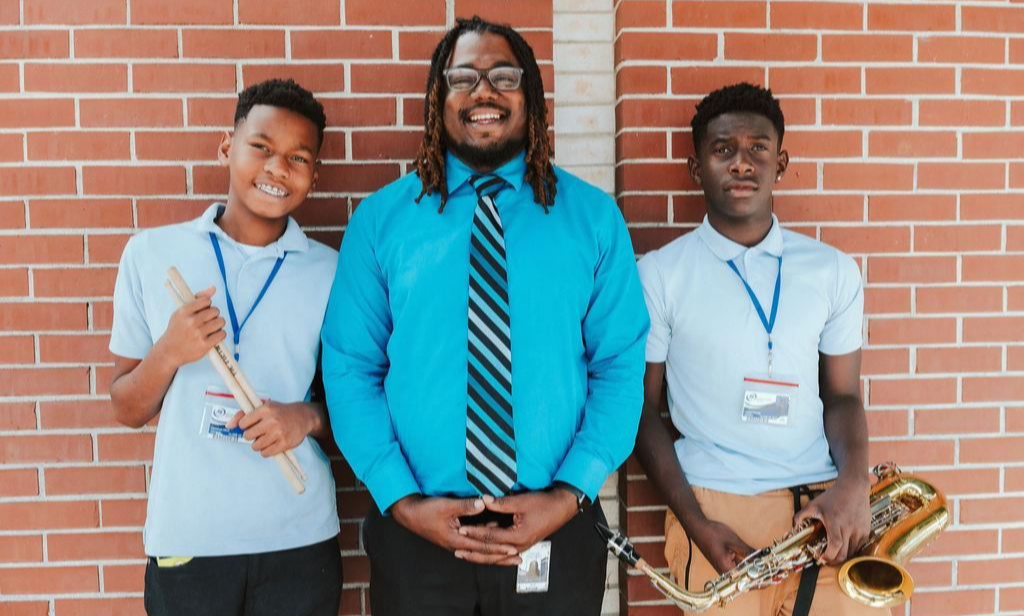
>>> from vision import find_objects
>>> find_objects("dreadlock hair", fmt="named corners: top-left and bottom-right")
top-left (235, 78), bottom-right (327, 150)
top-left (690, 82), bottom-right (785, 154)
top-left (414, 15), bottom-right (557, 213)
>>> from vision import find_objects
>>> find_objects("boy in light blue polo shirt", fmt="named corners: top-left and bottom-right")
top-left (635, 84), bottom-right (875, 616)
top-left (109, 79), bottom-right (341, 616)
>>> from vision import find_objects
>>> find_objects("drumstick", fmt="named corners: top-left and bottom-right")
top-left (166, 268), bottom-right (306, 481)
top-left (232, 367), bottom-right (308, 482)
top-left (169, 274), bottom-right (307, 478)
top-left (164, 276), bottom-right (306, 491)
top-left (164, 269), bottom-right (306, 494)
top-left (165, 269), bottom-right (307, 484)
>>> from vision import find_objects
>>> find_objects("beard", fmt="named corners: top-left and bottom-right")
top-left (447, 134), bottom-right (526, 172)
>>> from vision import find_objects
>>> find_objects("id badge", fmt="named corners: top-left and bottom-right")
top-left (516, 540), bottom-right (551, 593)
top-left (199, 387), bottom-right (251, 444)
top-left (741, 375), bottom-right (799, 427)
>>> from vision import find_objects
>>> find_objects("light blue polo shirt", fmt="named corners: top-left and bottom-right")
top-left (638, 215), bottom-right (864, 495)
top-left (109, 203), bottom-right (340, 557)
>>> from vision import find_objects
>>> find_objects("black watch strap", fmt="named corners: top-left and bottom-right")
top-left (554, 481), bottom-right (591, 513)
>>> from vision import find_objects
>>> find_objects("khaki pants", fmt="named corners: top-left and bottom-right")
top-left (664, 483), bottom-right (881, 616)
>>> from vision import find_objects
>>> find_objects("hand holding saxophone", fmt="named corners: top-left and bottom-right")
top-left (793, 474), bottom-right (872, 565)
top-left (688, 518), bottom-right (755, 575)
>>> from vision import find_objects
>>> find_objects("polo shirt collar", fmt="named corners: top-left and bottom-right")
top-left (195, 203), bottom-right (309, 255)
top-left (696, 213), bottom-right (784, 262)
top-left (445, 150), bottom-right (527, 196)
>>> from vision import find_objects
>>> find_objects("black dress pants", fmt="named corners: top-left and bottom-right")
top-left (364, 501), bottom-right (609, 616)
top-left (144, 537), bottom-right (342, 616)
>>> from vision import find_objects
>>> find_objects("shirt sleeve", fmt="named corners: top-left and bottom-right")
top-left (554, 203), bottom-right (650, 500)
top-left (637, 252), bottom-right (670, 363)
top-left (818, 250), bottom-right (864, 356)
top-left (321, 199), bottom-right (420, 512)
top-left (109, 236), bottom-right (154, 360)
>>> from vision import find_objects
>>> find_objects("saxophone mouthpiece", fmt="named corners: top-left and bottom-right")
top-left (596, 522), bottom-right (641, 567)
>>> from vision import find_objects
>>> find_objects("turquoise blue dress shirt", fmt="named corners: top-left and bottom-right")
top-left (322, 152), bottom-right (650, 511)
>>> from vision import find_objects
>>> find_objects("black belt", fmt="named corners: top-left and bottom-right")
top-left (788, 484), bottom-right (825, 616)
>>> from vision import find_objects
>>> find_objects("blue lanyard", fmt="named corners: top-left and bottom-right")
top-left (209, 232), bottom-right (287, 362)
top-left (726, 256), bottom-right (782, 376)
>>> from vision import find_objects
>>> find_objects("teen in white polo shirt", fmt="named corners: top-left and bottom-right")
top-left (635, 83), bottom-right (875, 616)
top-left (109, 79), bottom-right (341, 616)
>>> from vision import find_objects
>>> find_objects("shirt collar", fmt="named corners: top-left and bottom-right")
top-left (445, 150), bottom-right (527, 196)
top-left (696, 213), bottom-right (784, 262)
top-left (195, 203), bottom-right (309, 255)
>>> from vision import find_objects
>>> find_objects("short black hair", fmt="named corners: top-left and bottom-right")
top-left (691, 82), bottom-right (785, 153)
top-left (234, 78), bottom-right (327, 149)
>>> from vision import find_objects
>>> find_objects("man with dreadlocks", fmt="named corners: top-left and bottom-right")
top-left (635, 83), bottom-right (874, 616)
top-left (322, 15), bottom-right (649, 616)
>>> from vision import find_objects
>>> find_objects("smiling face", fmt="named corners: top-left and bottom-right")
top-left (442, 31), bottom-right (527, 173)
top-left (689, 111), bottom-right (788, 226)
top-left (218, 104), bottom-right (320, 224)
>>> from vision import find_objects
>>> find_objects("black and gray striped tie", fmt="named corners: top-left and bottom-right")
top-left (465, 174), bottom-right (517, 496)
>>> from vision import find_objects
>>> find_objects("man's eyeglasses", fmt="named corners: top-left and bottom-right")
top-left (443, 67), bottom-right (524, 92)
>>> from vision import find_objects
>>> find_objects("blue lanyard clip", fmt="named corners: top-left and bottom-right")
top-left (209, 232), bottom-right (287, 362)
top-left (726, 256), bottom-right (782, 376)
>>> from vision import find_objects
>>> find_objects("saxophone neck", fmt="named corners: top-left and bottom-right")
top-left (596, 521), bottom-right (723, 614)
top-left (637, 560), bottom-right (722, 614)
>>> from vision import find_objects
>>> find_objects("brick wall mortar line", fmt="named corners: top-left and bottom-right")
top-left (0, 590), bottom-right (145, 599)
top-left (82, 232), bottom-right (93, 268)
top-left (614, 93), bottom-right (1024, 103)
top-left (956, 370), bottom-right (963, 405)
top-left (3, 24), bottom-right (553, 32)
top-left (14, 58), bottom-right (449, 67)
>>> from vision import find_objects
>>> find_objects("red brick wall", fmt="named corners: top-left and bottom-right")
top-left (616, 2), bottom-right (1024, 615)
top-left (0, 2), bottom-right (552, 614)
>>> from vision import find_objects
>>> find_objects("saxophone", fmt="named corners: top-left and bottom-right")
top-left (599, 463), bottom-right (950, 613)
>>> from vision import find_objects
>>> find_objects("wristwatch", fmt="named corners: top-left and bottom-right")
top-left (554, 481), bottom-right (592, 513)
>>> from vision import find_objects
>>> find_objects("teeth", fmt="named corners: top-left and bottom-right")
top-left (470, 113), bottom-right (502, 122)
top-left (256, 183), bottom-right (287, 197)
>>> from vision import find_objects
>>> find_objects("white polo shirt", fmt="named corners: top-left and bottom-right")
top-left (110, 203), bottom-right (340, 556)
top-left (638, 215), bottom-right (864, 495)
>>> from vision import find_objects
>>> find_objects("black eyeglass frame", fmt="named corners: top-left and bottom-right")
top-left (442, 66), bottom-right (525, 92)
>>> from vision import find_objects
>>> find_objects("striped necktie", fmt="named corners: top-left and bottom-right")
top-left (465, 174), bottom-right (517, 496)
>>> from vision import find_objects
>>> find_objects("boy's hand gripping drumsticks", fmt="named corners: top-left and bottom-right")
top-left (165, 267), bottom-right (307, 494)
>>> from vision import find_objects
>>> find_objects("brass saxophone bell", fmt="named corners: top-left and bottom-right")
top-left (838, 556), bottom-right (913, 608)
top-left (837, 466), bottom-right (951, 608)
